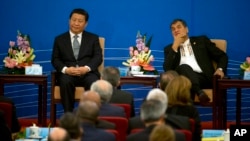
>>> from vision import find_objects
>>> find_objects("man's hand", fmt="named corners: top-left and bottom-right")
top-left (172, 33), bottom-right (186, 52)
top-left (65, 66), bottom-right (88, 76)
top-left (214, 68), bottom-right (224, 78)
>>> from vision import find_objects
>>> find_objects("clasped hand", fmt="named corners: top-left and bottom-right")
top-left (65, 66), bottom-right (88, 76)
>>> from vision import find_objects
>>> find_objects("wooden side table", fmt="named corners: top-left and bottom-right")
top-left (120, 75), bottom-right (159, 88)
top-left (213, 77), bottom-right (250, 129)
top-left (0, 74), bottom-right (48, 126)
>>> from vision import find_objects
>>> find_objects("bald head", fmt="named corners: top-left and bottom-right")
top-left (80, 90), bottom-right (101, 106)
top-left (48, 127), bottom-right (70, 141)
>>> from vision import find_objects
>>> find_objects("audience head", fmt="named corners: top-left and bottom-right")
top-left (140, 99), bottom-right (167, 126)
top-left (90, 80), bottom-right (113, 103)
top-left (146, 88), bottom-right (168, 107)
top-left (159, 70), bottom-right (179, 90)
top-left (76, 100), bottom-right (99, 123)
top-left (149, 124), bottom-right (175, 141)
top-left (166, 75), bottom-right (192, 106)
top-left (80, 90), bottom-right (101, 107)
top-left (101, 66), bottom-right (120, 87)
top-left (48, 127), bottom-right (70, 141)
top-left (59, 112), bottom-right (83, 140)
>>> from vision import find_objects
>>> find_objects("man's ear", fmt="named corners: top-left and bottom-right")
top-left (117, 80), bottom-right (121, 87)
top-left (158, 82), bottom-right (161, 88)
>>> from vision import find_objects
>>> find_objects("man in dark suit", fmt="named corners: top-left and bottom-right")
top-left (51, 8), bottom-right (102, 112)
top-left (128, 88), bottom-right (191, 134)
top-left (101, 66), bottom-right (135, 117)
top-left (127, 99), bottom-right (185, 141)
top-left (80, 90), bottom-right (116, 129)
top-left (76, 100), bottom-right (115, 141)
top-left (163, 19), bottom-right (228, 104)
top-left (90, 80), bottom-right (126, 117)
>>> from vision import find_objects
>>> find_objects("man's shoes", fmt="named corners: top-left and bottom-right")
top-left (198, 90), bottom-right (211, 105)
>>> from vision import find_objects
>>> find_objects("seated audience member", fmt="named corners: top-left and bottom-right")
top-left (158, 70), bottom-right (179, 90)
top-left (48, 127), bottom-right (71, 141)
top-left (149, 124), bottom-right (175, 141)
top-left (76, 100), bottom-right (115, 141)
top-left (0, 111), bottom-right (12, 141)
top-left (80, 90), bottom-right (116, 129)
top-left (90, 80), bottom-right (126, 117)
top-left (166, 75), bottom-right (201, 141)
top-left (126, 99), bottom-right (185, 141)
top-left (0, 96), bottom-right (21, 133)
top-left (128, 88), bottom-right (190, 133)
top-left (163, 19), bottom-right (228, 105)
top-left (101, 66), bottom-right (135, 117)
top-left (59, 112), bottom-right (83, 141)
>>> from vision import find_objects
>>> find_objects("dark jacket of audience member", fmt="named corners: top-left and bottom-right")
top-left (76, 100), bottom-right (115, 141)
top-left (127, 100), bottom-right (185, 141)
top-left (90, 80), bottom-right (126, 117)
top-left (0, 96), bottom-right (21, 133)
top-left (166, 75), bottom-right (202, 141)
top-left (101, 66), bottom-right (135, 117)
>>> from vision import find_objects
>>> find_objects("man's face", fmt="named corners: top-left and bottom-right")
top-left (69, 13), bottom-right (87, 34)
top-left (171, 21), bottom-right (188, 38)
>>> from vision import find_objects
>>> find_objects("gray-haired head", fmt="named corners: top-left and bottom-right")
top-left (90, 80), bottom-right (113, 103)
top-left (140, 99), bottom-right (167, 123)
top-left (146, 88), bottom-right (168, 109)
top-left (101, 66), bottom-right (120, 87)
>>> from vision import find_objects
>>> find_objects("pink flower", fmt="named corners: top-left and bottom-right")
top-left (3, 57), bottom-right (17, 68)
top-left (9, 41), bottom-right (15, 47)
top-left (246, 57), bottom-right (250, 64)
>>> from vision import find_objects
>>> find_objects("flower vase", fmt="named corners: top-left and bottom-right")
top-left (6, 67), bottom-right (25, 74)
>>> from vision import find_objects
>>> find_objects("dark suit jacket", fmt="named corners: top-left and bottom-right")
top-left (126, 124), bottom-right (186, 141)
top-left (99, 103), bottom-right (126, 117)
top-left (0, 96), bottom-right (20, 133)
top-left (0, 111), bottom-right (12, 141)
top-left (96, 119), bottom-right (116, 129)
top-left (51, 31), bottom-right (102, 76)
top-left (167, 105), bottom-right (202, 141)
top-left (82, 122), bottom-right (115, 141)
top-left (163, 35), bottom-right (228, 81)
top-left (128, 114), bottom-right (191, 133)
top-left (110, 88), bottom-right (135, 117)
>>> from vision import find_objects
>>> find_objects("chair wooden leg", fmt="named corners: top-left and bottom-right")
top-left (50, 103), bottom-right (56, 126)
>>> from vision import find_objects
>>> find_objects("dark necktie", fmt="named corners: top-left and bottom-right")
top-left (73, 35), bottom-right (80, 59)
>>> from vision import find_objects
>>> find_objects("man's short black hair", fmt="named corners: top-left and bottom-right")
top-left (69, 8), bottom-right (89, 21)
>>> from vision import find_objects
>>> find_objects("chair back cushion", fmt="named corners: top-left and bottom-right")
top-left (99, 116), bottom-right (128, 141)
top-left (111, 103), bottom-right (131, 119)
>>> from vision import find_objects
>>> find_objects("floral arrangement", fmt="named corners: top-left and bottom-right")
top-left (122, 31), bottom-right (155, 72)
top-left (2, 30), bottom-right (35, 74)
top-left (240, 57), bottom-right (250, 71)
